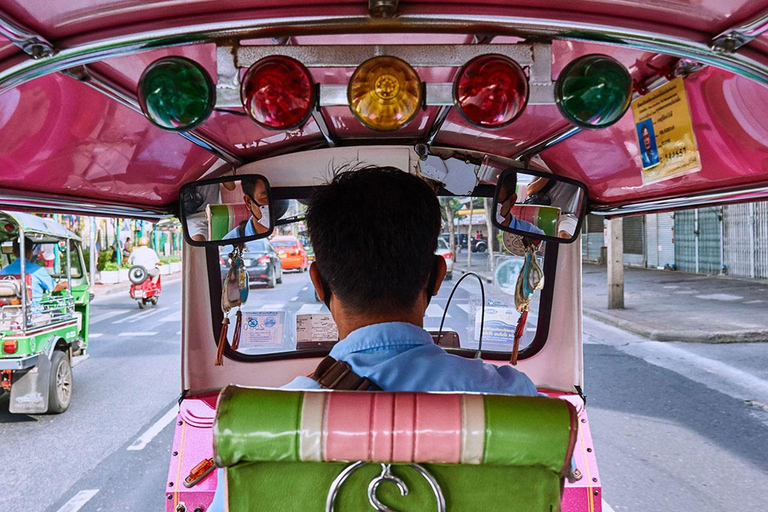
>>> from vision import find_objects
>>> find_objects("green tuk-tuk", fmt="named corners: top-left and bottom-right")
top-left (0, 211), bottom-right (90, 414)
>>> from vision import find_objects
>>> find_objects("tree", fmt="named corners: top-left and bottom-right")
top-left (440, 197), bottom-right (462, 255)
top-left (484, 197), bottom-right (495, 273)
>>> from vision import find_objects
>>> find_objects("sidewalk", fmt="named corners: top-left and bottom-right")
top-left (454, 256), bottom-right (768, 343)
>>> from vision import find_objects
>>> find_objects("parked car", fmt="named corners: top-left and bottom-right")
top-left (219, 239), bottom-right (283, 288)
top-left (441, 232), bottom-right (487, 253)
top-left (271, 236), bottom-right (309, 272)
top-left (435, 237), bottom-right (454, 280)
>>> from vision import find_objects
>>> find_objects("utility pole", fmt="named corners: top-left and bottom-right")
top-left (89, 217), bottom-right (97, 286)
top-left (607, 217), bottom-right (624, 309)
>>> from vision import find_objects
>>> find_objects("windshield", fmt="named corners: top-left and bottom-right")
top-left (211, 195), bottom-right (550, 360)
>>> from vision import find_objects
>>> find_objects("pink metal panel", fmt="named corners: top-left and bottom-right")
top-left (542, 66), bottom-right (768, 206)
top-left (0, 71), bottom-right (217, 206)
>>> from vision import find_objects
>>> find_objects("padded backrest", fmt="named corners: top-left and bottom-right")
top-left (0, 278), bottom-right (20, 297)
top-left (214, 386), bottom-right (577, 512)
top-left (509, 205), bottom-right (561, 236)
top-left (206, 204), bottom-right (251, 240)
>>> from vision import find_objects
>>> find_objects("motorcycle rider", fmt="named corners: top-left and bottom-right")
top-left (128, 236), bottom-right (160, 277)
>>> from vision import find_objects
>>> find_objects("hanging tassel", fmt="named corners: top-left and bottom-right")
top-left (511, 309), bottom-right (529, 366)
top-left (215, 317), bottom-right (230, 366)
top-left (231, 310), bottom-right (243, 351)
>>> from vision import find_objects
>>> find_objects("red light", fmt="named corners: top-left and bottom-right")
top-left (453, 54), bottom-right (529, 129)
top-left (219, 257), bottom-right (226, 266)
top-left (4, 223), bottom-right (13, 232)
top-left (241, 56), bottom-right (316, 130)
top-left (443, 252), bottom-right (454, 260)
top-left (3, 340), bottom-right (17, 354)
top-left (258, 256), bottom-right (270, 264)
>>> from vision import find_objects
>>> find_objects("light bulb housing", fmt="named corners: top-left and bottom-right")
top-left (137, 56), bottom-right (215, 131)
top-left (241, 56), bottom-right (316, 131)
top-left (453, 54), bottom-right (529, 129)
top-left (555, 54), bottom-right (632, 129)
top-left (348, 56), bottom-right (423, 132)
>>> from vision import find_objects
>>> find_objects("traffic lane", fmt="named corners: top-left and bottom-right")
top-left (585, 342), bottom-right (768, 512)
top-left (0, 281), bottom-right (182, 512)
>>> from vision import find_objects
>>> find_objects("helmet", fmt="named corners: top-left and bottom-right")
top-left (139, 237), bottom-right (150, 246)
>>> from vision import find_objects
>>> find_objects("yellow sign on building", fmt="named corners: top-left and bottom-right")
top-left (631, 77), bottom-right (701, 184)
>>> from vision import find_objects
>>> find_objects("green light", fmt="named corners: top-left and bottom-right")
top-left (555, 54), bottom-right (632, 129)
top-left (138, 56), bottom-right (215, 131)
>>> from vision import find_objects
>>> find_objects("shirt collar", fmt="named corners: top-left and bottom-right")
top-left (329, 322), bottom-right (434, 358)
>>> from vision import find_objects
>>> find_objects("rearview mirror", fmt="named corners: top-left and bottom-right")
top-left (492, 169), bottom-right (587, 243)
top-left (180, 175), bottom-right (274, 247)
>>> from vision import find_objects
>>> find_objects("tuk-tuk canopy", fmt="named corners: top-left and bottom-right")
top-left (0, 211), bottom-right (80, 243)
top-left (1, 1), bottom-right (768, 217)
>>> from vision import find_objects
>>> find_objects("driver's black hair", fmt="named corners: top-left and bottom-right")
top-left (306, 166), bottom-right (441, 314)
top-left (241, 175), bottom-right (259, 200)
top-left (12, 238), bottom-right (34, 257)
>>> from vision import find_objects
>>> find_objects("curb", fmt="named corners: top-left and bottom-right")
top-left (583, 308), bottom-right (768, 343)
top-left (91, 272), bottom-right (182, 301)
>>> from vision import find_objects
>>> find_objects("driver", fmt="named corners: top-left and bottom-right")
top-left (127, 237), bottom-right (160, 277)
top-left (208, 167), bottom-right (538, 512)
top-left (222, 176), bottom-right (270, 240)
top-left (0, 238), bottom-right (68, 300)
top-left (495, 172), bottom-right (545, 235)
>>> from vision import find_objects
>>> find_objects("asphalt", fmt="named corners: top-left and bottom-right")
top-left (455, 255), bottom-right (768, 343)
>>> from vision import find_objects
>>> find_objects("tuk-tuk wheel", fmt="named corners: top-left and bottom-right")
top-left (150, 296), bottom-right (158, 306)
top-left (48, 350), bottom-right (72, 414)
top-left (138, 300), bottom-right (147, 309)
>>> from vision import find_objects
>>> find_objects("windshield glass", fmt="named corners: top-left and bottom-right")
top-left (211, 194), bottom-right (550, 359)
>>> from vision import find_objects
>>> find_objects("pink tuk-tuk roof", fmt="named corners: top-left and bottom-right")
top-left (1, 1), bottom-right (768, 217)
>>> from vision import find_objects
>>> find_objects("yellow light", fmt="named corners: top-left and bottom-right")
top-left (348, 56), bottom-right (423, 131)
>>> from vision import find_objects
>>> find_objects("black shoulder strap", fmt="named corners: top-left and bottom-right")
top-left (311, 356), bottom-right (381, 391)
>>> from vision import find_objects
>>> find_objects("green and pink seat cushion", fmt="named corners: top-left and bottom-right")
top-left (206, 204), bottom-right (251, 240)
top-left (214, 387), bottom-right (578, 512)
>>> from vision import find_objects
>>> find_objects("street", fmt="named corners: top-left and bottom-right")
top-left (1, 272), bottom-right (767, 512)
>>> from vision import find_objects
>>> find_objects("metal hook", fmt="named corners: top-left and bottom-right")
top-left (367, 464), bottom-right (409, 512)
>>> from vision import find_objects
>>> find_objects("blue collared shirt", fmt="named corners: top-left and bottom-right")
top-left (0, 259), bottom-right (54, 301)
top-left (284, 322), bottom-right (538, 394)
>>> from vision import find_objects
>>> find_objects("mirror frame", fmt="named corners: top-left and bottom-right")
top-left (492, 167), bottom-right (589, 244)
top-left (179, 174), bottom-right (275, 247)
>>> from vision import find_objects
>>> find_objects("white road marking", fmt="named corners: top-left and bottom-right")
top-left (118, 332), bottom-right (159, 337)
top-left (695, 293), bottom-right (743, 301)
top-left (176, 331), bottom-right (182, 335)
top-left (290, 296), bottom-right (299, 302)
top-left (259, 303), bottom-right (285, 311)
top-left (663, 285), bottom-right (680, 289)
top-left (56, 489), bottom-right (99, 512)
top-left (127, 406), bottom-right (178, 451)
top-left (745, 300), bottom-right (765, 304)
top-left (426, 304), bottom-right (450, 318)
top-left (602, 500), bottom-right (617, 512)
top-left (674, 290), bottom-right (695, 294)
top-left (456, 303), bottom-right (472, 314)
top-left (89, 310), bottom-right (124, 324)
top-left (89, 333), bottom-right (103, 339)
top-left (112, 306), bottom-right (168, 324)
top-left (302, 286), bottom-right (309, 291)
top-left (297, 303), bottom-right (324, 314)
top-left (159, 312), bottom-right (181, 322)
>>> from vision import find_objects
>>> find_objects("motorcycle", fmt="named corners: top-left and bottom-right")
top-left (128, 265), bottom-right (162, 309)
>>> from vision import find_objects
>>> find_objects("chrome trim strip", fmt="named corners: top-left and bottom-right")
top-left (1, 13), bottom-right (768, 95)
top-left (61, 66), bottom-right (243, 165)
top-left (591, 185), bottom-right (768, 217)
top-left (0, 13), bottom-right (55, 59)
top-left (0, 190), bottom-right (170, 219)
top-left (712, 8), bottom-right (768, 53)
top-left (0, 354), bottom-right (39, 371)
top-left (312, 110), bottom-right (337, 147)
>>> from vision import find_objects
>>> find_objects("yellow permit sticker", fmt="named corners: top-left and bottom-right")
top-left (631, 77), bottom-right (701, 184)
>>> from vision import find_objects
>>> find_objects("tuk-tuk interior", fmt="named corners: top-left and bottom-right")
top-left (2, 1), bottom-right (768, 511)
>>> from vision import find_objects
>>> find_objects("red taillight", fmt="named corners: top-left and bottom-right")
top-left (258, 256), bottom-right (270, 264)
top-left (453, 54), bottom-right (529, 129)
top-left (3, 340), bottom-right (17, 354)
top-left (241, 56), bottom-right (316, 130)
top-left (219, 257), bottom-right (226, 266)
top-left (443, 252), bottom-right (454, 260)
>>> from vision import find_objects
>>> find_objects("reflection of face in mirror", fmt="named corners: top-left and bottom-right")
top-left (494, 172), bottom-right (545, 236)
top-left (223, 176), bottom-right (271, 240)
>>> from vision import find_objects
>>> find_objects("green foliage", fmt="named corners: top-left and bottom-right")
top-left (96, 250), bottom-right (113, 271)
top-left (160, 255), bottom-right (180, 264)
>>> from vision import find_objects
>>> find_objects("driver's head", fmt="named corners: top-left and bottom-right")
top-left (241, 176), bottom-right (268, 221)
top-left (139, 237), bottom-right (150, 247)
top-left (307, 166), bottom-right (444, 317)
top-left (497, 171), bottom-right (518, 217)
top-left (12, 238), bottom-right (34, 260)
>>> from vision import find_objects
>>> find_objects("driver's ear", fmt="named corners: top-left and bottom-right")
top-left (431, 255), bottom-right (447, 296)
top-left (309, 263), bottom-right (329, 303)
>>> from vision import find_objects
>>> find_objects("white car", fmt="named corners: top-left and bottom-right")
top-left (435, 237), bottom-right (454, 280)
